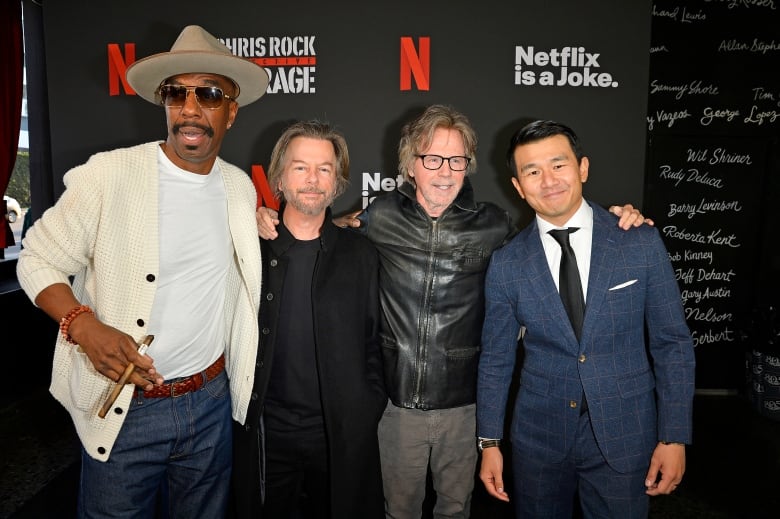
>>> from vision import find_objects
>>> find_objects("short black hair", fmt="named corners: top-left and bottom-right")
top-left (506, 120), bottom-right (584, 176)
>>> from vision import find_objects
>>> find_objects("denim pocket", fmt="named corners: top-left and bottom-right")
top-left (204, 370), bottom-right (229, 399)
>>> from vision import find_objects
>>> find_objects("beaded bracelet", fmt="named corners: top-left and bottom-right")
top-left (59, 304), bottom-right (94, 345)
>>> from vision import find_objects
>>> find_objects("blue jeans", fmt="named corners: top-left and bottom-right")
top-left (78, 370), bottom-right (232, 519)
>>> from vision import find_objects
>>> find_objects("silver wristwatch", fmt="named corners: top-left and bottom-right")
top-left (477, 438), bottom-right (501, 452)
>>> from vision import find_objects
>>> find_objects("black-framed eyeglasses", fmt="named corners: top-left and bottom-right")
top-left (156, 84), bottom-right (236, 110)
top-left (417, 154), bottom-right (471, 172)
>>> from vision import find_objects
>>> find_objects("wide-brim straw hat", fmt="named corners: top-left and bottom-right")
top-left (126, 25), bottom-right (269, 107)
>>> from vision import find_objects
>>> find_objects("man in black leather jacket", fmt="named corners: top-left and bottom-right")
top-left (257, 105), bottom-right (648, 518)
top-left (356, 106), bottom-right (515, 518)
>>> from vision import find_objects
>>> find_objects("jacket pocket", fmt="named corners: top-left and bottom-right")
top-left (69, 347), bottom-right (102, 411)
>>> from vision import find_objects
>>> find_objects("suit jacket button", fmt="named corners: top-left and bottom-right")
top-left (569, 400), bottom-right (578, 409)
top-left (578, 354), bottom-right (586, 363)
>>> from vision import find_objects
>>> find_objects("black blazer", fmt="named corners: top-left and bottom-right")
top-left (231, 205), bottom-right (386, 519)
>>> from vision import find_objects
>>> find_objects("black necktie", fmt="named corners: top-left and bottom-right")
top-left (548, 228), bottom-right (585, 340)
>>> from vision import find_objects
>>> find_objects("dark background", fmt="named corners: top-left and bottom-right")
top-left (39, 0), bottom-right (652, 229)
top-left (643, 1), bottom-right (780, 390)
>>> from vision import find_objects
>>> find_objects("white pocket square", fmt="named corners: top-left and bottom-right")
top-left (608, 279), bottom-right (638, 291)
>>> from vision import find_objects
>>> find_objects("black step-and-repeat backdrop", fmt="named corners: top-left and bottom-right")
top-left (644, 1), bottom-right (780, 391)
top-left (41, 0), bottom-right (652, 230)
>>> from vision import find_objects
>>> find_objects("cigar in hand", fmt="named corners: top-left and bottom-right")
top-left (98, 335), bottom-right (155, 419)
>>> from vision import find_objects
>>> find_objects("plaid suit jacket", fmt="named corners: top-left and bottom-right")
top-left (476, 201), bottom-right (695, 473)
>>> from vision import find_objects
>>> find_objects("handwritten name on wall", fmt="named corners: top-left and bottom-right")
top-left (646, 136), bottom-right (765, 351)
top-left (644, 0), bottom-right (778, 389)
top-left (647, 1), bottom-right (779, 133)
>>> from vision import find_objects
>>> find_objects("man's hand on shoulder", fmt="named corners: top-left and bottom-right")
top-left (609, 203), bottom-right (654, 230)
top-left (333, 210), bottom-right (363, 229)
top-left (257, 206), bottom-right (280, 239)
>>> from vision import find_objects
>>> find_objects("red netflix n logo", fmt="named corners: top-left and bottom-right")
top-left (107, 43), bottom-right (136, 96)
top-left (400, 37), bottom-right (430, 91)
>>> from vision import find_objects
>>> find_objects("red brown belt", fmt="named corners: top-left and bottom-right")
top-left (134, 354), bottom-right (225, 398)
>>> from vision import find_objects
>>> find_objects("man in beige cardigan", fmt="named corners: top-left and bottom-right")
top-left (17, 25), bottom-right (267, 517)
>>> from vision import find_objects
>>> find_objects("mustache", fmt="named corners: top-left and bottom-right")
top-left (296, 187), bottom-right (326, 195)
top-left (172, 123), bottom-right (215, 138)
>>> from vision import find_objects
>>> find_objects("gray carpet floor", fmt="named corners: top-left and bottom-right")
top-left (3, 390), bottom-right (780, 518)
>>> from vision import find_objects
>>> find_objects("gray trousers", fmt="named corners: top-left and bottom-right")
top-left (378, 401), bottom-right (478, 519)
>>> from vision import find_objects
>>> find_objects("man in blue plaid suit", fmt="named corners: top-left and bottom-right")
top-left (476, 120), bottom-right (695, 518)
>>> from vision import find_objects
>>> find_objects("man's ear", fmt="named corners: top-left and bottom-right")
top-left (579, 156), bottom-right (589, 183)
top-left (511, 176), bottom-right (526, 199)
top-left (228, 102), bottom-right (239, 128)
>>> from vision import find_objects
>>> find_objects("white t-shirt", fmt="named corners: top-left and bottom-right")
top-left (146, 147), bottom-right (231, 379)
